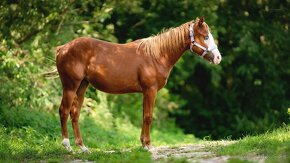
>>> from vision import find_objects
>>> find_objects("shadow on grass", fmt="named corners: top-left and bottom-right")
top-left (72, 147), bottom-right (151, 163)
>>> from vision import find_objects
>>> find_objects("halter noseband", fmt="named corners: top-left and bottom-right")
top-left (189, 23), bottom-right (217, 58)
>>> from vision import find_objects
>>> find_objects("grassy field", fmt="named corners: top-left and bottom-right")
top-left (0, 104), bottom-right (197, 162)
top-left (1, 126), bottom-right (289, 163)
top-left (0, 102), bottom-right (289, 162)
top-left (1, 116), bottom-right (289, 163)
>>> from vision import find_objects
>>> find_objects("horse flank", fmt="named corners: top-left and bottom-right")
top-left (137, 22), bottom-right (189, 58)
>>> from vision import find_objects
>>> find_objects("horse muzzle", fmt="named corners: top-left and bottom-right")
top-left (210, 50), bottom-right (222, 65)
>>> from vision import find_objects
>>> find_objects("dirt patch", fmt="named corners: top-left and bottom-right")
top-left (150, 143), bottom-right (266, 163)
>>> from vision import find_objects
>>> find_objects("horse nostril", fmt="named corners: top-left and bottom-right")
top-left (217, 56), bottom-right (220, 60)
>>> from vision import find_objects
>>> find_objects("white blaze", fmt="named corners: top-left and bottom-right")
top-left (204, 31), bottom-right (222, 64)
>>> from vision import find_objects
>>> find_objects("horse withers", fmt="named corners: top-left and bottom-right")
top-left (56, 17), bottom-right (221, 152)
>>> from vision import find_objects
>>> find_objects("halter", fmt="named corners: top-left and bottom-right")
top-left (189, 23), bottom-right (217, 58)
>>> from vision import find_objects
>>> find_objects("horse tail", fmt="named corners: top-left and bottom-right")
top-left (40, 45), bottom-right (64, 78)
top-left (42, 68), bottom-right (58, 78)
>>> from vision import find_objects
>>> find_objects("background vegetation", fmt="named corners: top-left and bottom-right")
top-left (0, 0), bottom-right (289, 161)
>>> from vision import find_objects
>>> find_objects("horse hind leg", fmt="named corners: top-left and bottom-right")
top-left (58, 72), bottom-right (84, 152)
top-left (70, 79), bottom-right (89, 152)
top-left (59, 88), bottom-right (78, 152)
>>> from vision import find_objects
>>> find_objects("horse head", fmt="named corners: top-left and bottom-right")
top-left (189, 16), bottom-right (222, 65)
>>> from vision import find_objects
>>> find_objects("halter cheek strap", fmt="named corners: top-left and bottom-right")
top-left (189, 23), bottom-right (208, 58)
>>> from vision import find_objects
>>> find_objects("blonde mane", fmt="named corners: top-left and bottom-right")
top-left (137, 23), bottom-right (189, 58)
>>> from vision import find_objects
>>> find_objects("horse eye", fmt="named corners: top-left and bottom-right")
top-left (205, 36), bottom-right (209, 40)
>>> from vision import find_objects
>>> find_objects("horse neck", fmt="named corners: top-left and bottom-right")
top-left (164, 30), bottom-right (191, 67)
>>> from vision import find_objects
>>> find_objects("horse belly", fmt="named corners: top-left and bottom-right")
top-left (86, 65), bottom-right (142, 94)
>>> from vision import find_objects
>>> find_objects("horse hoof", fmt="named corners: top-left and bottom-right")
top-left (79, 145), bottom-right (91, 153)
top-left (143, 145), bottom-right (154, 151)
top-left (62, 138), bottom-right (73, 152)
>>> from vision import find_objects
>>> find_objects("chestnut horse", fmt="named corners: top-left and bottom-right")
top-left (56, 17), bottom-right (221, 152)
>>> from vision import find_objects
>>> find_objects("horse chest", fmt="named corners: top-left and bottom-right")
top-left (157, 71), bottom-right (170, 89)
top-left (138, 64), bottom-right (171, 90)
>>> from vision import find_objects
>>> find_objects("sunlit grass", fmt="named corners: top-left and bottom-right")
top-left (0, 124), bottom-right (196, 162)
top-left (215, 125), bottom-right (290, 162)
top-left (1, 102), bottom-right (288, 162)
top-left (0, 105), bottom-right (198, 162)
top-left (1, 112), bottom-right (289, 162)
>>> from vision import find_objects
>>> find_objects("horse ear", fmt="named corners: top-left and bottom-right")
top-left (201, 16), bottom-right (204, 22)
top-left (195, 17), bottom-right (200, 23)
top-left (198, 16), bottom-right (204, 27)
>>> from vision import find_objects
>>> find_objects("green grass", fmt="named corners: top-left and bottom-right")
top-left (0, 125), bottom-right (152, 162)
top-left (1, 103), bottom-right (288, 162)
top-left (214, 125), bottom-right (290, 162)
top-left (1, 122), bottom-right (289, 163)
top-left (0, 105), bottom-right (197, 162)
top-left (0, 121), bottom-right (164, 162)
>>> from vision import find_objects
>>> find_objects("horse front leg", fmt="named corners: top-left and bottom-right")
top-left (140, 87), bottom-right (157, 150)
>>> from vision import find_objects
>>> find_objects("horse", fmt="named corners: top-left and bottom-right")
top-left (56, 17), bottom-right (222, 152)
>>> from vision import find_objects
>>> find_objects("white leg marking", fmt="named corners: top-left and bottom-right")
top-left (143, 145), bottom-right (154, 151)
top-left (62, 138), bottom-right (73, 152)
top-left (79, 145), bottom-right (90, 153)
